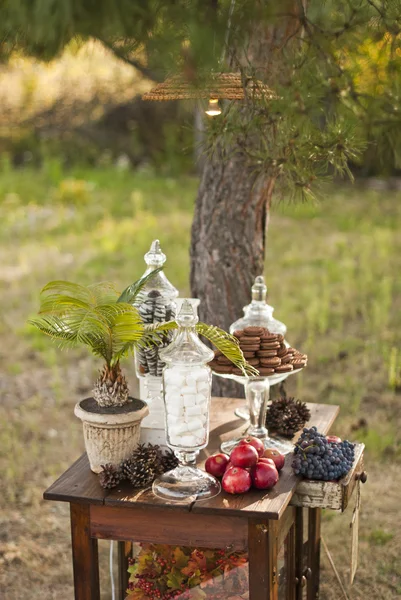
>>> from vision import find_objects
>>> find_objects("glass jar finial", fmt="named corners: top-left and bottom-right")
top-left (144, 239), bottom-right (166, 268)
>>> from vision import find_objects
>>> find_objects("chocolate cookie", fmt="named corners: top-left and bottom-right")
top-left (260, 332), bottom-right (278, 341)
top-left (248, 357), bottom-right (260, 367)
top-left (276, 334), bottom-right (285, 343)
top-left (281, 354), bottom-right (293, 364)
top-left (292, 358), bottom-right (307, 368)
top-left (260, 356), bottom-right (281, 367)
top-left (243, 351), bottom-right (256, 358)
top-left (212, 364), bottom-right (233, 374)
top-left (239, 336), bottom-right (260, 344)
top-left (239, 344), bottom-right (260, 352)
top-left (260, 341), bottom-right (281, 350)
top-left (243, 326), bottom-right (265, 336)
top-left (258, 367), bottom-right (275, 375)
top-left (217, 355), bottom-right (234, 365)
top-left (275, 364), bottom-right (293, 373)
top-left (277, 345), bottom-right (289, 358)
top-left (257, 349), bottom-right (278, 358)
top-left (233, 330), bottom-right (244, 338)
top-left (232, 367), bottom-right (245, 376)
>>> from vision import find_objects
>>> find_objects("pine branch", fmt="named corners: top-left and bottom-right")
top-left (98, 38), bottom-right (162, 82)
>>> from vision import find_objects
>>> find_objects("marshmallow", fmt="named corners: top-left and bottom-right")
top-left (195, 393), bottom-right (208, 404)
top-left (184, 405), bottom-right (202, 416)
top-left (170, 422), bottom-right (189, 436)
top-left (197, 381), bottom-right (209, 392)
top-left (181, 385), bottom-right (197, 395)
top-left (167, 403), bottom-right (184, 417)
top-left (190, 368), bottom-right (210, 381)
top-left (164, 372), bottom-right (185, 387)
top-left (185, 418), bottom-right (203, 432)
top-left (179, 435), bottom-right (198, 447)
top-left (183, 394), bottom-right (196, 407)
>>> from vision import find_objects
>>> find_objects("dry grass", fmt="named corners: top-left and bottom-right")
top-left (0, 168), bottom-right (400, 598)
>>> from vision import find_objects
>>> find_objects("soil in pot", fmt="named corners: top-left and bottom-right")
top-left (80, 396), bottom-right (145, 415)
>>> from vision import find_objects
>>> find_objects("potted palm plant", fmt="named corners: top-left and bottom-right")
top-left (30, 276), bottom-right (254, 473)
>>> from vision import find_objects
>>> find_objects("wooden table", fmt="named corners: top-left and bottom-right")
top-left (44, 398), bottom-right (339, 600)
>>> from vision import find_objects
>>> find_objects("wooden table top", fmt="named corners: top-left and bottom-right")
top-left (44, 398), bottom-right (339, 520)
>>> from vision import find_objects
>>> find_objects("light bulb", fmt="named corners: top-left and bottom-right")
top-left (205, 98), bottom-right (221, 116)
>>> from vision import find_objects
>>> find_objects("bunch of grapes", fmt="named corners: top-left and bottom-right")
top-left (292, 427), bottom-right (355, 481)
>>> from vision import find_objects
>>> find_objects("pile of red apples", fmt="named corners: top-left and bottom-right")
top-left (205, 437), bottom-right (285, 494)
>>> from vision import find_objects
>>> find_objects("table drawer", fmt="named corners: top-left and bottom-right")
top-left (290, 443), bottom-right (365, 511)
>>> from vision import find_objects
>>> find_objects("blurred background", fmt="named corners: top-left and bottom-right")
top-left (0, 40), bottom-right (400, 599)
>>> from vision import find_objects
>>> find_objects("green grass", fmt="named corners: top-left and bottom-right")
top-left (1, 164), bottom-right (401, 599)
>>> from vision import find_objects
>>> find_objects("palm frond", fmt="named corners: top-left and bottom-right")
top-left (88, 282), bottom-right (120, 305)
top-left (112, 321), bottom-right (177, 363)
top-left (196, 323), bottom-right (259, 376)
top-left (117, 268), bottom-right (163, 304)
top-left (28, 314), bottom-right (104, 352)
top-left (40, 281), bottom-right (96, 305)
top-left (38, 294), bottom-right (92, 315)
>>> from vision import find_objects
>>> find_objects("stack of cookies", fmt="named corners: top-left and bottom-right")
top-left (209, 326), bottom-right (307, 376)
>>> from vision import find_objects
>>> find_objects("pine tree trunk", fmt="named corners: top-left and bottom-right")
top-left (190, 157), bottom-right (274, 397)
top-left (190, 3), bottom-right (304, 398)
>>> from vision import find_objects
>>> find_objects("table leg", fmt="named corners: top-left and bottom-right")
top-left (118, 541), bottom-right (132, 600)
top-left (307, 508), bottom-right (321, 600)
top-left (285, 524), bottom-right (296, 600)
top-left (248, 519), bottom-right (278, 600)
top-left (70, 503), bottom-right (100, 600)
top-left (295, 507), bottom-right (304, 600)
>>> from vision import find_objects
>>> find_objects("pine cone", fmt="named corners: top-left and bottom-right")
top-left (161, 449), bottom-right (179, 473)
top-left (99, 463), bottom-right (123, 489)
top-left (93, 363), bottom-right (129, 407)
top-left (120, 457), bottom-right (158, 488)
top-left (266, 396), bottom-right (311, 437)
top-left (132, 443), bottom-right (164, 474)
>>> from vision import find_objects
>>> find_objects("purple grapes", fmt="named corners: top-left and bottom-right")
top-left (292, 426), bottom-right (355, 481)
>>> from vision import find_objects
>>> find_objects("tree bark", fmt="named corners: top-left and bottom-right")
top-left (190, 3), bottom-right (304, 398)
top-left (191, 158), bottom-right (275, 397)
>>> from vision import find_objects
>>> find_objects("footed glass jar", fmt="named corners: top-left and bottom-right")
top-left (230, 275), bottom-right (286, 336)
top-left (152, 300), bottom-right (221, 501)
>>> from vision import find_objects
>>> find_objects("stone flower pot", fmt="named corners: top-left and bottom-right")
top-left (74, 397), bottom-right (149, 473)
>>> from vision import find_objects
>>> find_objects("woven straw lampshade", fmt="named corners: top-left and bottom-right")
top-left (142, 72), bottom-right (273, 101)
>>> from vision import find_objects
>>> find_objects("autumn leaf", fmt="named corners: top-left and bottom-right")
top-left (167, 567), bottom-right (185, 590)
top-left (173, 546), bottom-right (190, 569)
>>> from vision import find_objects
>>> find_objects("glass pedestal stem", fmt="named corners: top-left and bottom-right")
top-left (246, 377), bottom-right (269, 439)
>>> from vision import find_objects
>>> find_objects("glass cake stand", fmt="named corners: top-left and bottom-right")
top-left (214, 368), bottom-right (303, 454)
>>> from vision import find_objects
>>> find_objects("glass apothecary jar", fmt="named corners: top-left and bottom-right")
top-left (134, 240), bottom-right (179, 445)
top-left (230, 275), bottom-right (286, 336)
top-left (152, 300), bottom-right (221, 501)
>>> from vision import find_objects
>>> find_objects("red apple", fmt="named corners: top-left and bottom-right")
top-left (263, 448), bottom-right (285, 472)
top-left (222, 467), bottom-right (252, 494)
top-left (258, 457), bottom-right (276, 468)
top-left (327, 435), bottom-right (342, 444)
top-left (250, 462), bottom-right (279, 490)
top-left (238, 436), bottom-right (265, 458)
top-left (205, 453), bottom-right (230, 478)
top-left (230, 444), bottom-right (259, 468)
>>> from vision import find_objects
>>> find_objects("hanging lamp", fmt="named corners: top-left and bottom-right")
top-left (142, 72), bottom-right (274, 102)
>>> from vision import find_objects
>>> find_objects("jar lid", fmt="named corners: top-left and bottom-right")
top-left (137, 239), bottom-right (179, 302)
top-left (160, 300), bottom-right (214, 364)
